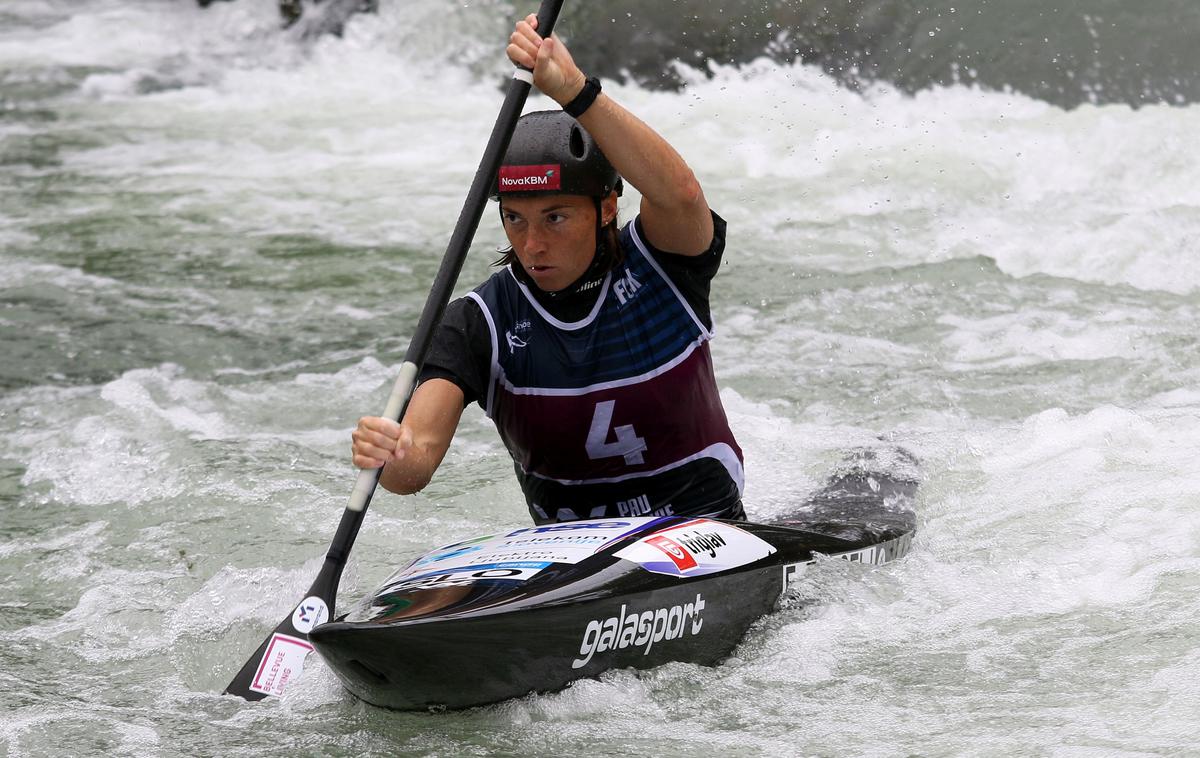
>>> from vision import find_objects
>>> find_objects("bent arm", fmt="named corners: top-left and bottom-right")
top-left (371, 378), bottom-right (465, 495)
top-left (573, 93), bottom-right (714, 257)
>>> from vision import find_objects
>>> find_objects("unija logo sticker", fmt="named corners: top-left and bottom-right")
top-left (614, 519), bottom-right (776, 577)
top-left (645, 535), bottom-right (697, 571)
top-left (498, 164), bottom-right (561, 192)
top-left (572, 593), bottom-right (706, 669)
top-left (676, 529), bottom-right (727, 558)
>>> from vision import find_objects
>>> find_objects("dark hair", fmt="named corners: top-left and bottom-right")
top-left (493, 201), bottom-right (623, 271)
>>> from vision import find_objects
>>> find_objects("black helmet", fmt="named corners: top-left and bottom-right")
top-left (491, 110), bottom-right (623, 199)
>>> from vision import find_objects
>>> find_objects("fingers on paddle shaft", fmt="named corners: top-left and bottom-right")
top-left (514, 2), bottom-right (564, 63)
top-left (508, 17), bottom-right (540, 69)
top-left (351, 417), bottom-right (405, 468)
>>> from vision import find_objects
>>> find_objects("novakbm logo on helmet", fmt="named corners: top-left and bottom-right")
top-left (499, 164), bottom-right (562, 192)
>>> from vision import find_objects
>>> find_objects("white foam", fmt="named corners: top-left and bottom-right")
top-left (0, 260), bottom-right (121, 292)
top-left (0, 0), bottom-right (282, 69)
top-left (167, 557), bottom-right (326, 638)
top-left (10, 356), bottom-right (425, 508)
top-left (916, 404), bottom-right (1200, 621)
top-left (630, 61), bottom-right (1200, 294)
top-left (331, 304), bottom-right (375, 321)
top-left (12, 566), bottom-right (186, 663)
top-left (722, 387), bottom-right (909, 519)
top-left (1146, 649), bottom-right (1200, 731)
top-left (939, 310), bottom-right (1152, 368)
top-left (99, 366), bottom-right (231, 438)
top-left (3, 1), bottom-right (1200, 751)
top-left (0, 710), bottom-right (162, 756)
top-left (10, 0), bottom-right (1198, 297)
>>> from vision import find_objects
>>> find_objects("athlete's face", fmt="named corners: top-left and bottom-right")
top-left (500, 193), bottom-right (617, 292)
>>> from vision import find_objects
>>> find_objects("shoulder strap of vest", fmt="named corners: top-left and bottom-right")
top-left (465, 286), bottom-right (501, 416)
top-left (626, 218), bottom-right (713, 339)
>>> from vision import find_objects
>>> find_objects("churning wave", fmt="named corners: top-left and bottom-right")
top-left (253, 0), bottom-right (1200, 108)
top-left (562, 0), bottom-right (1200, 108)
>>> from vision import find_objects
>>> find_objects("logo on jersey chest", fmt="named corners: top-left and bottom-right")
top-left (613, 268), bottom-right (643, 305)
top-left (506, 319), bottom-right (533, 353)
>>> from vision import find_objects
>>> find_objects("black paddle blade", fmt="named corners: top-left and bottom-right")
top-left (223, 585), bottom-right (333, 700)
top-left (223, 509), bottom-right (360, 701)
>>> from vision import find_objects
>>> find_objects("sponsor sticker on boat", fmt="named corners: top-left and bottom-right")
top-left (836, 532), bottom-right (913, 566)
top-left (781, 532), bottom-right (915, 588)
top-left (380, 562), bottom-right (552, 593)
top-left (380, 519), bottom-right (657, 591)
top-left (249, 633), bottom-right (313, 697)
top-left (781, 561), bottom-right (807, 588)
top-left (290, 596), bottom-right (329, 634)
top-left (644, 535), bottom-right (697, 571)
top-left (614, 519), bottom-right (775, 577)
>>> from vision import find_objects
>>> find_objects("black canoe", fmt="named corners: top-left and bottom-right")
top-left (308, 453), bottom-right (918, 710)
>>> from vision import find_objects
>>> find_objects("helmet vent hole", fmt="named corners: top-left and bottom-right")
top-left (569, 126), bottom-right (585, 159)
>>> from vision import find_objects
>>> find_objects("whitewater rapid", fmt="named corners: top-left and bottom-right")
top-left (2, 1), bottom-right (1198, 755)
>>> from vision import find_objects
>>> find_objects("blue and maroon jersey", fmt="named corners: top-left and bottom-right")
top-left (467, 218), bottom-right (744, 524)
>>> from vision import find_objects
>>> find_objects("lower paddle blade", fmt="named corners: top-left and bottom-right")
top-left (223, 594), bottom-right (330, 700)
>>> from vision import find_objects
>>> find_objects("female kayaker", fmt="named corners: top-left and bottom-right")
top-left (350, 13), bottom-right (744, 524)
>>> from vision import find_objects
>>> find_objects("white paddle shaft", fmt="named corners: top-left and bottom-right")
top-left (348, 360), bottom-right (419, 512)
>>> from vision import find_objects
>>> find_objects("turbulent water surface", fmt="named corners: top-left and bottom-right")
top-left (2, 1), bottom-right (1199, 755)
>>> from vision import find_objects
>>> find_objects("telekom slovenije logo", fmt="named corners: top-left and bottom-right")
top-left (498, 164), bottom-right (561, 192)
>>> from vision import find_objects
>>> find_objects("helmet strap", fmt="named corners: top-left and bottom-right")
top-left (594, 196), bottom-right (603, 248)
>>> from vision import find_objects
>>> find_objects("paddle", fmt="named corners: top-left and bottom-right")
top-left (223, 0), bottom-right (567, 701)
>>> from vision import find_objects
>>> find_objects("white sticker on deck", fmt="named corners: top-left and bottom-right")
top-left (379, 518), bottom-right (658, 589)
top-left (382, 564), bottom-right (550, 593)
top-left (250, 633), bottom-right (313, 696)
top-left (614, 519), bottom-right (776, 578)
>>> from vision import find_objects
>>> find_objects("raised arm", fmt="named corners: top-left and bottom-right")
top-left (507, 15), bottom-right (715, 256)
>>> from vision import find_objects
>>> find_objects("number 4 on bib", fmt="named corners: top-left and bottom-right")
top-left (585, 400), bottom-right (648, 465)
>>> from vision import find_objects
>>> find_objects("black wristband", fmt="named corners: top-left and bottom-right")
top-left (563, 76), bottom-right (601, 118)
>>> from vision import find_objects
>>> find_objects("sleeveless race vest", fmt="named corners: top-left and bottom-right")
top-left (468, 219), bottom-right (744, 524)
